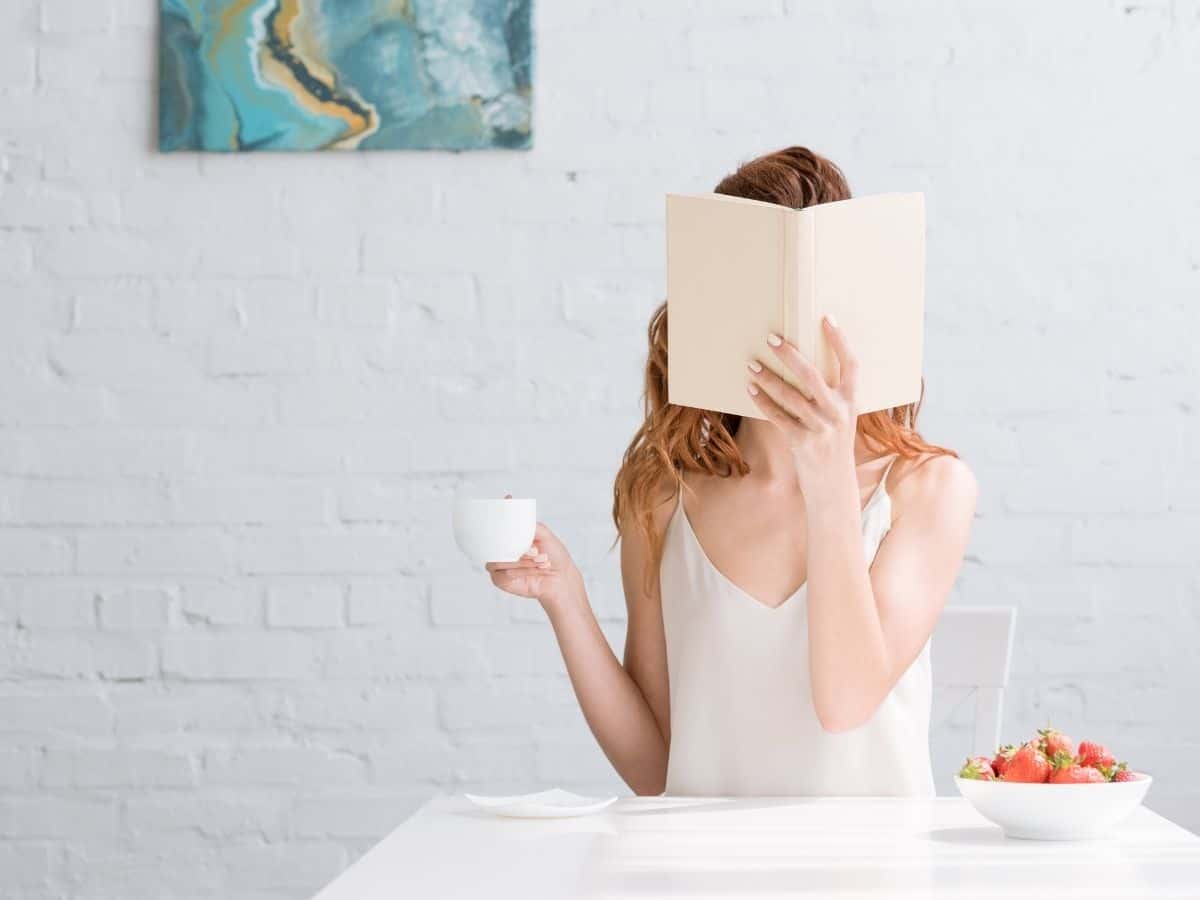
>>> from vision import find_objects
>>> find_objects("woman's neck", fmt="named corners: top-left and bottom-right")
top-left (734, 417), bottom-right (876, 483)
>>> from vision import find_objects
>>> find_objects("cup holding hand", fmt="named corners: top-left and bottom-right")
top-left (486, 522), bottom-right (581, 610)
top-left (453, 497), bottom-right (580, 610)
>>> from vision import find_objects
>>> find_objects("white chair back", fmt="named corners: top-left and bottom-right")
top-left (932, 606), bottom-right (1017, 757)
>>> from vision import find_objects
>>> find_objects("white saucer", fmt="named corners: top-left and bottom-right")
top-left (464, 789), bottom-right (618, 819)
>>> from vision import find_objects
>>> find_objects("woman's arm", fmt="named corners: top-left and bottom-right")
top-left (802, 452), bottom-right (976, 731)
top-left (487, 517), bottom-right (671, 794)
top-left (747, 318), bottom-right (978, 733)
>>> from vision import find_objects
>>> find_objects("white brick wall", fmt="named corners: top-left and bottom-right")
top-left (2, 0), bottom-right (1199, 896)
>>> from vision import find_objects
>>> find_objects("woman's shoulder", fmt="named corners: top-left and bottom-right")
top-left (617, 474), bottom-right (680, 548)
top-left (617, 474), bottom-right (682, 602)
top-left (889, 452), bottom-right (978, 522)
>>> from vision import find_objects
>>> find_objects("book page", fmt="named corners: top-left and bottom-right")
top-left (667, 193), bottom-right (791, 419)
top-left (807, 193), bottom-right (925, 415)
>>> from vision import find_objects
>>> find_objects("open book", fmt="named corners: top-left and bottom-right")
top-left (666, 192), bottom-right (925, 418)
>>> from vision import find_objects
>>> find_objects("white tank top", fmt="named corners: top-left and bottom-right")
top-left (660, 458), bottom-right (935, 797)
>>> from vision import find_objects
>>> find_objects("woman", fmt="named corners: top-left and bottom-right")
top-left (486, 146), bottom-right (977, 797)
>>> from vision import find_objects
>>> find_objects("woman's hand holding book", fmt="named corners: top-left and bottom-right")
top-left (746, 315), bottom-right (859, 493)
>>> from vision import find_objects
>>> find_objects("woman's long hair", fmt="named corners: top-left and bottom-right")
top-left (612, 146), bottom-right (955, 590)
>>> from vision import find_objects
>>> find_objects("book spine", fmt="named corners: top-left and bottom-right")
top-left (804, 212), bottom-right (815, 366)
top-left (784, 211), bottom-right (815, 361)
top-left (782, 211), bottom-right (796, 347)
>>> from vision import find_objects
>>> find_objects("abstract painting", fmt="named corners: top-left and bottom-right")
top-left (159, 0), bottom-right (533, 152)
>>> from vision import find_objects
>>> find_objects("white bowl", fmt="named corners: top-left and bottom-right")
top-left (452, 498), bottom-right (537, 564)
top-left (955, 775), bottom-right (1152, 840)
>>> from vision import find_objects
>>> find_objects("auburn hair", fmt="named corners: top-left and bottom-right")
top-left (612, 146), bottom-right (955, 590)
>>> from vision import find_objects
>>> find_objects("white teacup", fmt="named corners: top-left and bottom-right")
top-left (452, 498), bottom-right (537, 564)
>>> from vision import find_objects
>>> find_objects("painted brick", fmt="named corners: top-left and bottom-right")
top-left (40, 0), bottom-right (112, 33)
top-left (163, 635), bottom-right (317, 680)
top-left (77, 531), bottom-right (234, 575)
top-left (99, 587), bottom-right (172, 628)
top-left (265, 582), bottom-right (344, 628)
top-left (204, 745), bottom-right (365, 786)
top-left (429, 575), bottom-right (509, 626)
top-left (168, 479), bottom-right (329, 525)
top-left (0, 796), bottom-right (117, 838)
top-left (0, 843), bottom-right (54, 889)
top-left (237, 532), bottom-right (408, 575)
top-left (317, 279), bottom-right (395, 328)
top-left (0, 692), bottom-right (113, 736)
top-left (8, 478), bottom-right (168, 525)
top-left (11, 429), bottom-right (193, 479)
top-left (124, 791), bottom-right (288, 840)
top-left (190, 428), bottom-right (346, 476)
top-left (42, 747), bottom-right (195, 787)
top-left (109, 684), bottom-right (266, 736)
top-left (344, 579), bottom-right (428, 626)
top-left (71, 281), bottom-right (155, 332)
top-left (0, 748), bottom-right (39, 789)
top-left (180, 583), bottom-right (262, 627)
top-left (278, 684), bottom-right (437, 733)
top-left (0, 531), bottom-right (74, 574)
top-left (320, 630), bottom-right (488, 680)
top-left (0, 631), bottom-right (156, 681)
top-left (439, 677), bottom-right (581, 732)
top-left (206, 333), bottom-right (319, 377)
top-left (0, 184), bottom-right (87, 227)
top-left (11, 584), bottom-right (97, 628)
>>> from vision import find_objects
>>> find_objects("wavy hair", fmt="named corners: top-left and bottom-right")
top-left (612, 146), bottom-right (955, 590)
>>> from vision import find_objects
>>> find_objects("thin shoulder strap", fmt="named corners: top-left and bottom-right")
top-left (864, 454), bottom-right (900, 510)
top-left (880, 453), bottom-right (900, 487)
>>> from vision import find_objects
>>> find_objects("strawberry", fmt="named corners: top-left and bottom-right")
top-left (1049, 762), bottom-right (1107, 784)
top-left (1077, 741), bottom-right (1117, 770)
top-left (1001, 742), bottom-right (1051, 783)
top-left (958, 756), bottom-right (996, 780)
top-left (991, 744), bottom-right (1016, 778)
top-left (1037, 727), bottom-right (1076, 760)
top-left (1048, 749), bottom-right (1105, 783)
top-left (1101, 761), bottom-right (1140, 783)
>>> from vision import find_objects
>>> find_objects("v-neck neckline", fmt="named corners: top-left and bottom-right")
top-left (675, 458), bottom-right (895, 612)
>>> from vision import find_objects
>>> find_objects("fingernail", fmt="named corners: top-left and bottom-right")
top-left (825, 314), bottom-right (838, 328)
top-left (747, 360), bottom-right (762, 373)
top-left (747, 383), bottom-right (759, 396)
top-left (766, 333), bottom-right (783, 347)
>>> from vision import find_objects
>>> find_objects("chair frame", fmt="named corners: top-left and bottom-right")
top-left (932, 606), bottom-right (1017, 756)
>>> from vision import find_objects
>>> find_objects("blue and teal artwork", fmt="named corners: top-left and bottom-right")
top-left (159, 0), bottom-right (533, 151)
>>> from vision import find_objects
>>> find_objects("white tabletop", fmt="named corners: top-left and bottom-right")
top-left (313, 795), bottom-right (1200, 899)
